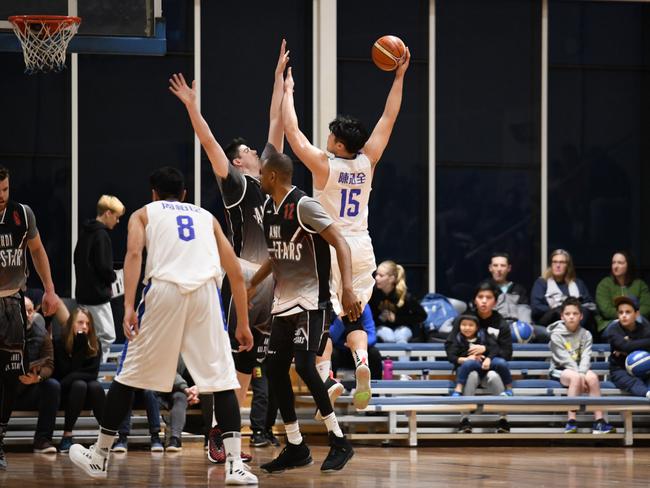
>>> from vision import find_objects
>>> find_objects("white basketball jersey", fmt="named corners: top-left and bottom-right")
top-left (313, 153), bottom-right (373, 237)
top-left (144, 201), bottom-right (222, 292)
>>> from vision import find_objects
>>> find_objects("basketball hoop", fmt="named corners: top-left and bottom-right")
top-left (8, 15), bottom-right (81, 74)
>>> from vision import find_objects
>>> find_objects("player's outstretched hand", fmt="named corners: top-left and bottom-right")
top-left (169, 73), bottom-right (197, 106)
top-left (284, 66), bottom-right (295, 93)
top-left (123, 308), bottom-right (139, 341)
top-left (236, 325), bottom-right (254, 352)
top-left (396, 46), bottom-right (410, 78)
top-left (341, 288), bottom-right (363, 322)
top-left (275, 39), bottom-right (290, 76)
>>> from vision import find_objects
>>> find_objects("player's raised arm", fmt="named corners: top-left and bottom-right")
top-left (122, 207), bottom-right (147, 339)
top-left (282, 67), bottom-right (330, 189)
top-left (362, 47), bottom-right (411, 166)
top-left (169, 73), bottom-right (230, 179)
top-left (268, 39), bottom-right (290, 153)
top-left (213, 218), bottom-right (253, 351)
top-left (319, 224), bottom-right (362, 322)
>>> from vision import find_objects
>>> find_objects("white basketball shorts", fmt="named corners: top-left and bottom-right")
top-left (116, 278), bottom-right (239, 393)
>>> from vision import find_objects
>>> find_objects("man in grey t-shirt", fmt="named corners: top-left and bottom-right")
top-left (0, 165), bottom-right (59, 470)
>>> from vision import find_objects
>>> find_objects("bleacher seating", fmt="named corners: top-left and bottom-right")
top-left (9, 341), bottom-right (650, 448)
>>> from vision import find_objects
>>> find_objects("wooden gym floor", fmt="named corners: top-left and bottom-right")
top-left (1, 442), bottom-right (649, 487)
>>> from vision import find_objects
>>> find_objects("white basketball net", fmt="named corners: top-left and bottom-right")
top-left (10, 17), bottom-right (80, 74)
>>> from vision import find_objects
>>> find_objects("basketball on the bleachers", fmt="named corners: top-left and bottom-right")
top-left (510, 320), bottom-right (534, 343)
top-left (371, 35), bottom-right (406, 71)
top-left (625, 350), bottom-right (650, 377)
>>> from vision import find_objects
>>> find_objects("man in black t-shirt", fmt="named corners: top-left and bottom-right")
top-left (0, 166), bottom-right (59, 470)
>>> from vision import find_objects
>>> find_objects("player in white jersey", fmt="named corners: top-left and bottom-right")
top-left (282, 46), bottom-right (411, 409)
top-left (70, 167), bottom-right (257, 485)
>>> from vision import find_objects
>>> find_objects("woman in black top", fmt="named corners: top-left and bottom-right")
top-left (369, 260), bottom-right (427, 343)
top-left (53, 306), bottom-right (105, 452)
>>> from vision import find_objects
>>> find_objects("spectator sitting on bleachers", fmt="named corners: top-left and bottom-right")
top-left (52, 306), bottom-right (104, 453)
top-left (446, 281), bottom-right (514, 395)
top-left (531, 249), bottom-right (598, 335)
top-left (548, 297), bottom-right (614, 434)
top-left (330, 305), bottom-right (383, 381)
top-left (368, 260), bottom-right (427, 343)
top-left (13, 296), bottom-right (60, 454)
top-left (446, 314), bottom-right (510, 433)
top-left (606, 296), bottom-right (650, 400)
top-left (596, 251), bottom-right (650, 337)
top-left (155, 357), bottom-right (199, 452)
top-left (487, 252), bottom-right (548, 342)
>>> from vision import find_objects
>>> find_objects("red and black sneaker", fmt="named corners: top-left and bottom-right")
top-left (207, 427), bottom-right (252, 464)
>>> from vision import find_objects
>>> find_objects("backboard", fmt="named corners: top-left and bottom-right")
top-left (0, 0), bottom-right (166, 55)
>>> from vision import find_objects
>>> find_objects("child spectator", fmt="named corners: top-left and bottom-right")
top-left (446, 281), bottom-right (514, 395)
top-left (446, 315), bottom-right (511, 433)
top-left (606, 296), bottom-right (650, 399)
top-left (52, 306), bottom-right (105, 452)
top-left (596, 251), bottom-right (650, 336)
top-left (369, 260), bottom-right (427, 343)
top-left (548, 297), bottom-right (613, 434)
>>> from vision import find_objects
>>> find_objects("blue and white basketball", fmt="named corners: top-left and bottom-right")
top-left (510, 320), bottom-right (534, 344)
top-left (625, 350), bottom-right (650, 377)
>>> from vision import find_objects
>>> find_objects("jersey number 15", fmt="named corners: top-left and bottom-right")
top-left (339, 189), bottom-right (361, 218)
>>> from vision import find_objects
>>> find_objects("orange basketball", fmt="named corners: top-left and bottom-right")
top-left (371, 35), bottom-right (406, 71)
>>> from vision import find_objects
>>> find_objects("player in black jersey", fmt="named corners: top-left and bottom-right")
top-left (0, 166), bottom-right (60, 470)
top-left (249, 153), bottom-right (361, 473)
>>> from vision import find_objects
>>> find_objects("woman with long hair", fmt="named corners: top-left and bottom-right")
top-left (368, 260), bottom-right (426, 343)
top-left (595, 251), bottom-right (650, 334)
top-left (53, 307), bottom-right (105, 452)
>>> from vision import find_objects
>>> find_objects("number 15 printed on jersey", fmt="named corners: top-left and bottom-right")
top-left (340, 189), bottom-right (361, 218)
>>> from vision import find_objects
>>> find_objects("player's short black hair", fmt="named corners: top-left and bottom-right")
top-left (224, 137), bottom-right (249, 163)
top-left (150, 166), bottom-right (185, 200)
top-left (0, 166), bottom-right (9, 181)
top-left (329, 115), bottom-right (369, 154)
top-left (490, 252), bottom-right (511, 264)
top-left (560, 296), bottom-right (582, 314)
top-left (264, 153), bottom-right (293, 181)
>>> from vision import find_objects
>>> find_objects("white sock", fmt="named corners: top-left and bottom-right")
top-left (322, 412), bottom-right (344, 438)
top-left (316, 361), bottom-right (331, 382)
top-left (222, 432), bottom-right (241, 460)
top-left (354, 349), bottom-right (369, 368)
top-left (285, 422), bottom-right (303, 445)
top-left (96, 429), bottom-right (116, 456)
top-left (646, 390), bottom-right (650, 399)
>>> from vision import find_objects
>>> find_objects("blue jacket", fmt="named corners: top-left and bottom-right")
top-left (329, 305), bottom-right (376, 348)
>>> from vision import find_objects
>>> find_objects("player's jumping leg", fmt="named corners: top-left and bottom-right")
top-left (343, 319), bottom-right (371, 410)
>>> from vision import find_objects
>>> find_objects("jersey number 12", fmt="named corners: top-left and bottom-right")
top-left (339, 189), bottom-right (361, 217)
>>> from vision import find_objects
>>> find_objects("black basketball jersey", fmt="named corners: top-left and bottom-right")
top-left (0, 201), bottom-right (37, 292)
top-left (218, 165), bottom-right (268, 266)
top-left (263, 187), bottom-right (333, 315)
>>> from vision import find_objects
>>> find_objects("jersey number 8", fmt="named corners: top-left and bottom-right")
top-left (176, 215), bottom-right (196, 241)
